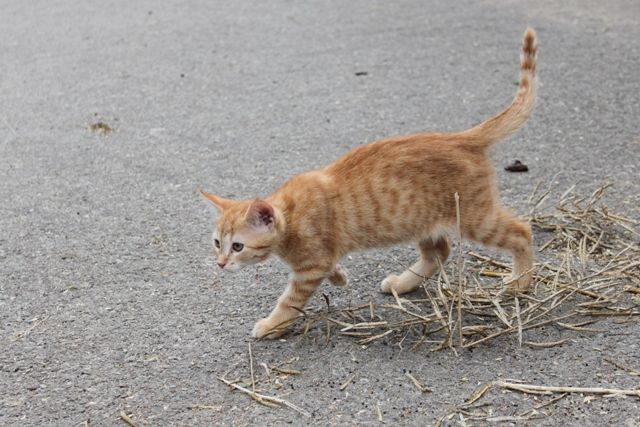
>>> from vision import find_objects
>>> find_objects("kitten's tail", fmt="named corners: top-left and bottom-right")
top-left (461, 28), bottom-right (537, 146)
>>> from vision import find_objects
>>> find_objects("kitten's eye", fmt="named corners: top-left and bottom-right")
top-left (232, 242), bottom-right (244, 252)
top-left (214, 239), bottom-right (220, 249)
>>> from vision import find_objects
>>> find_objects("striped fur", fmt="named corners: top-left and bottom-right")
top-left (202, 29), bottom-right (538, 338)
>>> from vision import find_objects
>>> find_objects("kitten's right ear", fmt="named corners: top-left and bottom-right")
top-left (200, 190), bottom-right (233, 211)
top-left (245, 198), bottom-right (277, 231)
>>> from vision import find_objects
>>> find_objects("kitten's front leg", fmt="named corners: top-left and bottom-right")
top-left (252, 273), bottom-right (323, 339)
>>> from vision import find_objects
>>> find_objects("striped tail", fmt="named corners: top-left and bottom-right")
top-left (462, 28), bottom-right (538, 146)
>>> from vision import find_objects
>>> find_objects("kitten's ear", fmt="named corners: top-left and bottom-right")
top-left (200, 190), bottom-right (233, 211)
top-left (245, 199), bottom-right (276, 231)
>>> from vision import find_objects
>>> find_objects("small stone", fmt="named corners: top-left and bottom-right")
top-left (505, 159), bottom-right (529, 172)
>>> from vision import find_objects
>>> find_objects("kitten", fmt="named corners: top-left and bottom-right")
top-left (202, 29), bottom-right (537, 339)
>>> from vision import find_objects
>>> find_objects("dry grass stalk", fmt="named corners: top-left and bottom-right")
top-left (497, 381), bottom-right (640, 397)
top-left (218, 377), bottom-right (311, 417)
top-left (358, 329), bottom-right (393, 345)
top-left (375, 403), bottom-right (383, 422)
top-left (464, 382), bottom-right (493, 405)
top-left (119, 412), bottom-right (137, 427)
top-left (340, 373), bottom-right (356, 391)
top-left (218, 350), bottom-right (309, 417)
top-left (515, 298), bottom-right (523, 347)
top-left (405, 372), bottom-right (432, 393)
top-left (270, 367), bottom-right (302, 376)
top-left (524, 338), bottom-right (570, 348)
top-left (527, 393), bottom-right (568, 411)
top-left (485, 415), bottom-right (540, 422)
top-left (390, 287), bottom-right (404, 309)
top-left (248, 343), bottom-right (256, 393)
top-left (556, 320), bottom-right (604, 333)
top-left (602, 358), bottom-right (640, 376)
top-left (455, 192), bottom-right (464, 347)
top-left (188, 404), bottom-right (223, 412)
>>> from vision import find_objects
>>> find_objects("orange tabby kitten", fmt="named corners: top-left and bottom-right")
top-left (202, 29), bottom-right (537, 339)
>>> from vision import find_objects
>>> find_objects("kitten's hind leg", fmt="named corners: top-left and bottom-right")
top-left (328, 264), bottom-right (348, 286)
top-left (473, 208), bottom-right (533, 293)
top-left (381, 236), bottom-right (450, 295)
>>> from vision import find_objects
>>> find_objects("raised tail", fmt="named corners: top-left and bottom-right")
top-left (461, 28), bottom-right (538, 146)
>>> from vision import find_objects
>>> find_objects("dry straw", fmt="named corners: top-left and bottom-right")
top-left (283, 183), bottom-right (639, 352)
top-left (218, 183), bottom-right (639, 418)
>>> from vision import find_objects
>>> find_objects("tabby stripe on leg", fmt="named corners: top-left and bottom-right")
top-left (284, 280), bottom-right (321, 306)
top-left (479, 220), bottom-right (501, 246)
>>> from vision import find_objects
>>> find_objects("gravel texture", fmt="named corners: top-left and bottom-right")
top-left (1, 0), bottom-right (638, 425)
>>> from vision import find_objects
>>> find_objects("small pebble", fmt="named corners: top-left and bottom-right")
top-left (505, 159), bottom-right (529, 172)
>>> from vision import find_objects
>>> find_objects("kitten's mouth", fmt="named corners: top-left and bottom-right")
top-left (220, 263), bottom-right (241, 272)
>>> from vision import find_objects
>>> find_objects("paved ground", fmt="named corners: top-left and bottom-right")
top-left (1, 0), bottom-right (639, 425)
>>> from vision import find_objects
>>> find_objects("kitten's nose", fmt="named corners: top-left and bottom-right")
top-left (217, 261), bottom-right (226, 269)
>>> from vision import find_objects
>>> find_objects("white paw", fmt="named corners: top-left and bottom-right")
top-left (380, 274), bottom-right (401, 294)
top-left (503, 273), bottom-right (532, 295)
top-left (252, 318), bottom-right (281, 339)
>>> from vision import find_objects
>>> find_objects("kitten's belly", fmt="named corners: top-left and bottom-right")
top-left (344, 218), bottom-right (450, 252)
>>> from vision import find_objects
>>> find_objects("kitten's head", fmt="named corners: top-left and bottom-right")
top-left (201, 190), bottom-right (282, 272)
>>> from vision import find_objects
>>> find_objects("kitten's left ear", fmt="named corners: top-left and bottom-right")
top-left (200, 190), bottom-right (233, 211)
top-left (245, 199), bottom-right (277, 231)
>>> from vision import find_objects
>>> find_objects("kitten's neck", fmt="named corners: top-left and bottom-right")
top-left (266, 195), bottom-right (291, 254)
top-left (266, 176), bottom-right (342, 267)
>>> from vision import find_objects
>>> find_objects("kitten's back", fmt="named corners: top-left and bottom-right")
top-left (271, 29), bottom-right (537, 257)
top-left (317, 29), bottom-right (537, 252)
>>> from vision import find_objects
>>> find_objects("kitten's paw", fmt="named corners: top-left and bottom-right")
top-left (380, 275), bottom-right (401, 294)
top-left (329, 264), bottom-right (348, 286)
top-left (503, 273), bottom-right (532, 294)
top-left (252, 318), bottom-right (287, 339)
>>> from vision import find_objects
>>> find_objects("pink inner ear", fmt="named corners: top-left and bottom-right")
top-left (246, 199), bottom-right (276, 229)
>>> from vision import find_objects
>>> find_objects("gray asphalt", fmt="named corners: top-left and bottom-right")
top-left (1, 0), bottom-right (639, 425)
